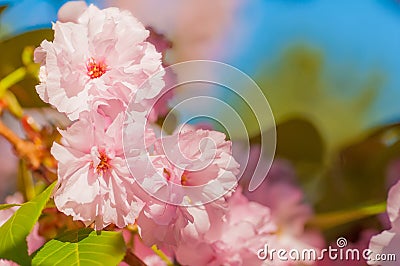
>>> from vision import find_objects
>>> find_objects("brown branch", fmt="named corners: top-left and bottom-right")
top-left (123, 250), bottom-right (147, 266)
top-left (0, 119), bottom-right (42, 169)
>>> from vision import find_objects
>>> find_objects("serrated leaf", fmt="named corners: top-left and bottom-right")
top-left (0, 204), bottom-right (20, 210)
top-left (0, 182), bottom-right (56, 265)
top-left (32, 228), bottom-right (126, 266)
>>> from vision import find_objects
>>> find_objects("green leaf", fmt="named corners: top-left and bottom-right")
top-left (276, 118), bottom-right (325, 164)
top-left (0, 29), bottom-right (53, 107)
top-left (0, 182), bottom-right (56, 265)
top-left (316, 123), bottom-right (400, 213)
top-left (256, 46), bottom-right (382, 153)
top-left (32, 228), bottom-right (126, 266)
top-left (0, 204), bottom-right (20, 210)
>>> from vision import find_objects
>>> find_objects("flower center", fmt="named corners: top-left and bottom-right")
top-left (181, 172), bottom-right (188, 186)
top-left (96, 152), bottom-right (110, 174)
top-left (86, 57), bottom-right (107, 79)
top-left (163, 168), bottom-right (171, 181)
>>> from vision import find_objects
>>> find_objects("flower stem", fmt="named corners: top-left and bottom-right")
top-left (18, 160), bottom-right (36, 200)
top-left (3, 91), bottom-right (24, 118)
top-left (0, 67), bottom-right (27, 97)
top-left (151, 245), bottom-right (174, 266)
top-left (308, 201), bottom-right (387, 230)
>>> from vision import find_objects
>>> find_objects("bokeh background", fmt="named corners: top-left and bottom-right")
top-left (1, 0), bottom-right (400, 258)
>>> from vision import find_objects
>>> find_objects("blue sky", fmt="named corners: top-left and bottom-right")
top-left (226, 0), bottom-right (400, 125)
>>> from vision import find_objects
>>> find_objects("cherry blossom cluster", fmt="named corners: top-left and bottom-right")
top-left (32, 2), bottom-right (324, 265)
top-left (34, 0), bottom-right (240, 247)
top-left (368, 180), bottom-right (400, 265)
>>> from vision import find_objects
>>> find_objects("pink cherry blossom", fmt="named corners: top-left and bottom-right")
top-left (368, 180), bottom-right (400, 265)
top-left (243, 156), bottom-right (325, 257)
top-left (145, 66), bottom-right (174, 123)
top-left (173, 186), bottom-right (322, 266)
top-left (134, 235), bottom-right (172, 266)
top-left (57, 1), bottom-right (88, 23)
top-left (137, 195), bottom-right (224, 248)
top-left (133, 128), bottom-right (239, 247)
top-left (0, 193), bottom-right (45, 256)
top-left (118, 231), bottom-right (172, 266)
top-left (51, 103), bottom-right (146, 229)
top-left (140, 129), bottom-right (239, 204)
top-left (35, 2), bottom-right (164, 120)
top-left (0, 260), bottom-right (18, 266)
top-left (173, 187), bottom-right (276, 266)
top-left (143, 29), bottom-right (174, 123)
top-left (386, 158), bottom-right (400, 194)
top-left (109, 0), bottom-right (241, 62)
top-left (246, 179), bottom-right (323, 250)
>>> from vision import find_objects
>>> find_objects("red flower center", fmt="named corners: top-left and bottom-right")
top-left (181, 172), bottom-right (188, 186)
top-left (96, 152), bottom-right (110, 174)
top-left (163, 168), bottom-right (171, 181)
top-left (86, 57), bottom-right (107, 79)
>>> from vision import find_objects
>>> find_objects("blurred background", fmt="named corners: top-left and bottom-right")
top-left (1, 0), bottom-right (400, 252)
top-left (1, 0), bottom-right (400, 130)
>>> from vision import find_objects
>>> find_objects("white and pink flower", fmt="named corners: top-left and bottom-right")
top-left (368, 180), bottom-right (400, 265)
top-left (133, 128), bottom-right (240, 247)
top-left (35, 2), bottom-right (164, 120)
top-left (51, 102), bottom-right (145, 229)
top-left (173, 188), bottom-right (276, 266)
top-left (138, 129), bottom-right (240, 205)
top-left (244, 159), bottom-right (324, 255)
